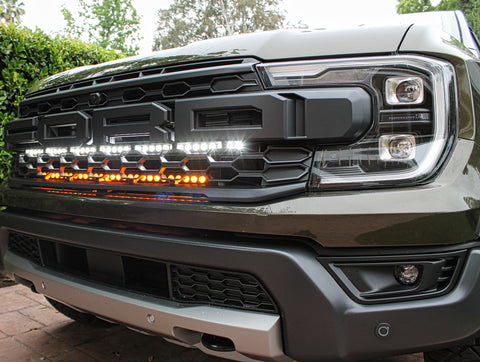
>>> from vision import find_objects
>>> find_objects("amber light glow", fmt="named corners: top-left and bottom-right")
top-left (34, 187), bottom-right (209, 203)
top-left (41, 172), bottom-right (209, 186)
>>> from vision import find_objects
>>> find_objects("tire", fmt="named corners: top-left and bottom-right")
top-left (46, 297), bottom-right (114, 327)
top-left (424, 339), bottom-right (480, 362)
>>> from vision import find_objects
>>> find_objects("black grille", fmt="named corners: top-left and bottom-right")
top-left (7, 231), bottom-right (277, 313)
top-left (18, 61), bottom-right (260, 119)
top-left (7, 232), bottom-right (41, 265)
top-left (171, 265), bottom-right (276, 312)
top-left (15, 146), bottom-right (312, 188)
top-left (6, 58), bottom-right (316, 201)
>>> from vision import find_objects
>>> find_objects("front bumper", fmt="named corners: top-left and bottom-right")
top-left (1, 210), bottom-right (480, 362)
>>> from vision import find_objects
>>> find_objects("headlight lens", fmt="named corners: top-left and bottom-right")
top-left (257, 56), bottom-right (456, 189)
top-left (385, 76), bottom-right (424, 105)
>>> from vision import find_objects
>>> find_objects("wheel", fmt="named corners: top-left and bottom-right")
top-left (424, 339), bottom-right (480, 362)
top-left (46, 297), bottom-right (114, 327)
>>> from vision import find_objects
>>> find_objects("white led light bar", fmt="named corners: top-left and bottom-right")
top-left (24, 140), bottom-right (245, 157)
top-left (45, 147), bottom-right (68, 156)
top-left (177, 141), bottom-right (223, 152)
top-left (100, 145), bottom-right (132, 154)
top-left (71, 146), bottom-right (98, 155)
top-left (25, 148), bottom-right (44, 157)
top-left (134, 144), bottom-right (173, 153)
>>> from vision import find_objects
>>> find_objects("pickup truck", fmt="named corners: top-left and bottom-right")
top-left (1, 10), bottom-right (480, 362)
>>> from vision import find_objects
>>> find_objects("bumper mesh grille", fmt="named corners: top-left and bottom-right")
top-left (7, 232), bottom-right (41, 265)
top-left (171, 265), bottom-right (276, 312)
top-left (7, 231), bottom-right (277, 313)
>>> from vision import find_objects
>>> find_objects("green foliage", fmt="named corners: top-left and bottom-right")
top-left (0, 0), bottom-right (24, 24)
top-left (62, 0), bottom-right (141, 56)
top-left (0, 23), bottom-right (120, 180)
top-left (396, 0), bottom-right (434, 13)
top-left (153, 0), bottom-right (286, 51)
top-left (396, 0), bottom-right (480, 37)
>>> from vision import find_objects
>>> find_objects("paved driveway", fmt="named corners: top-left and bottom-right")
top-left (0, 281), bottom-right (424, 361)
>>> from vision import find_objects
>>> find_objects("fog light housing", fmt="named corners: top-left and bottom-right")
top-left (379, 134), bottom-right (416, 160)
top-left (394, 264), bottom-right (421, 286)
top-left (386, 76), bottom-right (424, 105)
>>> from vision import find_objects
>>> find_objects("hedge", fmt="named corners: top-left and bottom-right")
top-left (0, 23), bottom-right (122, 180)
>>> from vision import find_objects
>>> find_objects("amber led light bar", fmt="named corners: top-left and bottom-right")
top-left (41, 171), bottom-right (208, 186)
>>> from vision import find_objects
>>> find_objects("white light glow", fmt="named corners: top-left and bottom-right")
top-left (70, 146), bottom-right (97, 155)
top-left (45, 147), bottom-right (68, 156)
top-left (226, 141), bottom-right (244, 151)
top-left (134, 143), bottom-right (173, 153)
top-left (25, 148), bottom-right (44, 157)
top-left (99, 145), bottom-right (132, 154)
top-left (176, 141), bottom-right (224, 152)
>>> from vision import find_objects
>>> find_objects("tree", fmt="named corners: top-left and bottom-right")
top-left (0, 0), bottom-right (25, 24)
top-left (153, 0), bottom-right (285, 51)
top-left (62, 0), bottom-right (141, 56)
top-left (397, 0), bottom-right (480, 37)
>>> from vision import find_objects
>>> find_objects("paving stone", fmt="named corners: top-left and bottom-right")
top-left (0, 311), bottom-right (43, 336)
top-left (19, 303), bottom-right (70, 326)
top-left (0, 330), bottom-right (7, 340)
top-left (0, 289), bottom-right (38, 313)
top-left (0, 336), bottom-right (45, 362)
top-left (167, 347), bottom-right (229, 362)
top-left (15, 287), bottom-right (51, 307)
top-left (43, 319), bottom-right (121, 346)
top-left (48, 349), bottom-right (97, 362)
top-left (76, 328), bottom-right (194, 361)
top-left (14, 329), bottom-right (74, 358)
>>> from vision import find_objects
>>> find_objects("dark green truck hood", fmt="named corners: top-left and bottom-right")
top-left (30, 24), bottom-right (413, 94)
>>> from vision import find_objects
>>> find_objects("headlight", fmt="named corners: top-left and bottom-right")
top-left (257, 56), bottom-right (456, 189)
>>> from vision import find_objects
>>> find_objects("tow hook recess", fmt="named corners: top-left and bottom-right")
top-left (201, 333), bottom-right (235, 352)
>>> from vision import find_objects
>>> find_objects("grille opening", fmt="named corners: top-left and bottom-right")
top-left (195, 108), bottom-right (262, 129)
top-left (232, 158), bottom-right (265, 171)
top-left (38, 102), bottom-right (52, 114)
top-left (142, 159), bottom-right (162, 170)
top-left (185, 159), bottom-right (210, 170)
top-left (61, 98), bottom-right (78, 111)
top-left (6, 125), bottom-right (36, 135)
top-left (74, 159), bottom-right (89, 169)
top-left (109, 134), bottom-right (150, 143)
top-left (52, 243), bottom-right (89, 276)
top-left (163, 82), bottom-right (190, 97)
top-left (123, 88), bottom-right (146, 102)
top-left (123, 257), bottom-right (169, 297)
top-left (105, 114), bottom-right (150, 125)
top-left (7, 231), bottom-right (277, 313)
top-left (46, 123), bottom-right (77, 138)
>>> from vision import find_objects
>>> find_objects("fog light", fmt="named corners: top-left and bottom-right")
top-left (394, 264), bottom-right (420, 286)
top-left (385, 76), bottom-right (424, 105)
top-left (379, 134), bottom-right (416, 160)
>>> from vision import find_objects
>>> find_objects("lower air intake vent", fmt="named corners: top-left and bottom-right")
top-left (171, 265), bottom-right (276, 312)
top-left (8, 232), bottom-right (41, 265)
top-left (7, 231), bottom-right (277, 314)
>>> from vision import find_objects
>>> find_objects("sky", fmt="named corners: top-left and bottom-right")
top-left (20, 0), bottom-right (403, 54)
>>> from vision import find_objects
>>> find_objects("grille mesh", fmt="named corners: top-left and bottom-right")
top-left (7, 232), bottom-right (41, 265)
top-left (16, 146), bottom-right (312, 188)
top-left (171, 265), bottom-right (276, 312)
